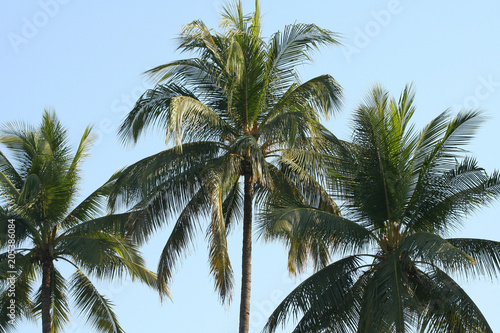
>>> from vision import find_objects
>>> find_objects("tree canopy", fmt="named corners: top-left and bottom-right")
top-left (0, 111), bottom-right (165, 333)
top-left (261, 85), bottom-right (500, 333)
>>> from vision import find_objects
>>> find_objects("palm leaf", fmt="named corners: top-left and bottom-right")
top-left (416, 267), bottom-right (492, 333)
top-left (263, 255), bottom-right (363, 333)
top-left (447, 238), bottom-right (500, 279)
top-left (70, 269), bottom-right (124, 333)
top-left (33, 266), bottom-right (69, 333)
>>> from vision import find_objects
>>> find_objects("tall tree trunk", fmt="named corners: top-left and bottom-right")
top-left (41, 261), bottom-right (52, 333)
top-left (239, 163), bottom-right (253, 333)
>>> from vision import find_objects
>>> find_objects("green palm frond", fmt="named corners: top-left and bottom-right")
top-left (206, 170), bottom-right (234, 303)
top-left (447, 238), bottom-right (500, 279)
top-left (416, 267), bottom-right (492, 333)
top-left (60, 173), bottom-right (117, 230)
top-left (409, 159), bottom-right (500, 233)
top-left (66, 125), bottom-right (94, 179)
top-left (260, 202), bottom-right (372, 255)
top-left (358, 253), bottom-right (418, 333)
top-left (0, 215), bottom-right (38, 249)
top-left (398, 232), bottom-right (474, 272)
top-left (0, 120), bottom-right (36, 179)
top-left (70, 269), bottom-right (124, 333)
top-left (263, 255), bottom-right (364, 333)
top-left (277, 148), bottom-right (338, 214)
top-left (109, 141), bottom-right (220, 212)
top-left (0, 152), bottom-right (22, 203)
top-left (0, 253), bottom-right (36, 331)
top-left (118, 84), bottom-right (201, 144)
top-left (267, 23), bottom-right (341, 93)
top-left (264, 75), bottom-right (342, 124)
top-left (58, 233), bottom-right (127, 280)
top-left (168, 95), bottom-right (231, 145)
top-left (156, 186), bottom-right (209, 298)
top-left (291, 273), bottom-right (369, 333)
top-left (59, 231), bottom-right (162, 294)
top-left (222, 178), bottom-right (243, 232)
top-left (33, 267), bottom-right (70, 333)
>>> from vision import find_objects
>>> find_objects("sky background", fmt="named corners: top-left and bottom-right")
top-left (1, 1), bottom-right (500, 332)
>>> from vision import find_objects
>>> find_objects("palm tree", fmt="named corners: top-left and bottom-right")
top-left (0, 110), bottom-right (166, 333)
top-left (110, 1), bottom-right (342, 332)
top-left (261, 85), bottom-right (500, 333)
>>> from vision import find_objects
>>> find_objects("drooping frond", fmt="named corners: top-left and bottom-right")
top-left (205, 167), bottom-right (234, 303)
top-left (357, 253), bottom-right (415, 333)
top-left (259, 200), bottom-right (372, 262)
top-left (156, 186), bottom-right (209, 299)
top-left (108, 141), bottom-right (221, 231)
top-left (446, 238), bottom-right (500, 279)
top-left (263, 256), bottom-right (364, 333)
top-left (33, 267), bottom-right (70, 333)
top-left (70, 269), bottom-right (124, 333)
top-left (416, 267), bottom-right (492, 333)
top-left (399, 232), bottom-right (475, 273)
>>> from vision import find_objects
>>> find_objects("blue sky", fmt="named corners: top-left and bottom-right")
top-left (1, 1), bottom-right (500, 332)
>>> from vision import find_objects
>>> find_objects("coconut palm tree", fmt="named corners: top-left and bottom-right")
top-left (110, 1), bottom-right (342, 332)
top-left (261, 85), bottom-right (500, 333)
top-left (0, 110), bottom-right (166, 333)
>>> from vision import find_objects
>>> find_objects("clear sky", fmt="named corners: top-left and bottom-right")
top-left (1, 1), bottom-right (500, 332)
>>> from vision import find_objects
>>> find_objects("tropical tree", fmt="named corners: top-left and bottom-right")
top-left (109, 1), bottom-right (342, 332)
top-left (0, 110), bottom-right (166, 333)
top-left (261, 85), bottom-right (500, 333)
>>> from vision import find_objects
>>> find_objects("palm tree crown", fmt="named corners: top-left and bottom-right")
top-left (110, 1), bottom-right (343, 332)
top-left (0, 111), bottom-right (164, 333)
top-left (262, 85), bottom-right (500, 333)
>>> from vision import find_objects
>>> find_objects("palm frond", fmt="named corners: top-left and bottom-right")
top-left (358, 254), bottom-right (412, 333)
top-left (260, 201), bottom-right (371, 257)
top-left (118, 84), bottom-right (198, 144)
top-left (0, 253), bottom-right (36, 331)
top-left (0, 215), bottom-right (38, 249)
top-left (408, 159), bottom-right (500, 233)
top-left (156, 186), bottom-right (209, 298)
top-left (399, 232), bottom-right (475, 273)
top-left (33, 266), bottom-right (69, 333)
top-left (0, 152), bottom-right (21, 203)
top-left (447, 238), bottom-right (500, 279)
top-left (416, 267), bottom-right (492, 333)
top-left (267, 23), bottom-right (341, 93)
top-left (57, 233), bottom-right (132, 280)
top-left (263, 75), bottom-right (343, 124)
top-left (70, 269), bottom-right (124, 333)
top-left (263, 255), bottom-right (363, 333)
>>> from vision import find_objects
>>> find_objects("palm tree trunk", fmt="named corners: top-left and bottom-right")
top-left (41, 261), bottom-right (52, 333)
top-left (239, 164), bottom-right (253, 333)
